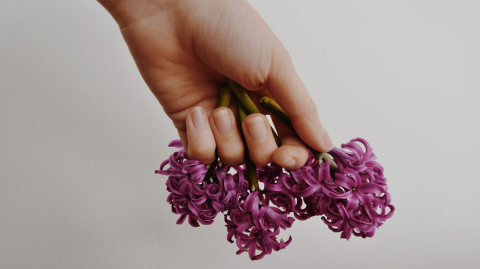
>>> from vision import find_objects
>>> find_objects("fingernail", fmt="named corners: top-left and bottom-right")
top-left (244, 115), bottom-right (267, 142)
top-left (321, 128), bottom-right (333, 149)
top-left (190, 107), bottom-right (207, 131)
top-left (276, 157), bottom-right (296, 168)
top-left (213, 109), bottom-right (233, 136)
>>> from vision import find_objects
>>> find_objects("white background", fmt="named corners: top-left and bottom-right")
top-left (1, 0), bottom-right (479, 268)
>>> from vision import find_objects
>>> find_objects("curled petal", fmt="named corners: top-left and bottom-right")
top-left (356, 183), bottom-right (386, 196)
top-left (168, 139), bottom-right (184, 148)
top-left (333, 173), bottom-right (356, 189)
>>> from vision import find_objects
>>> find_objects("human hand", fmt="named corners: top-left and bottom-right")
top-left (98, 0), bottom-right (333, 169)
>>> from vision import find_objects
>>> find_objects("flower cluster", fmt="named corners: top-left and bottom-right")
top-left (156, 140), bottom-right (224, 227)
top-left (324, 138), bottom-right (394, 239)
top-left (156, 138), bottom-right (394, 260)
top-left (226, 191), bottom-right (294, 260)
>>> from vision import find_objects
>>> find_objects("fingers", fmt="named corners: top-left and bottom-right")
top-left (186, 106), bottom-right (245, 166)
top-left (272, 121), bottom-right (309, 170)
top-left (185, 107), bottom-right (309, 170)
top-left (242, 114), bottom-right (278, 167)
top-left (209, 108), bottom-right (244, 166)
top-left (185, 107), bottom-right (216, 164)
top-left (267, 47), bottom-right (334, 153)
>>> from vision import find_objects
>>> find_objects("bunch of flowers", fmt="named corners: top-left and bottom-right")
top-left (155, 82), bottom-right (395, 260)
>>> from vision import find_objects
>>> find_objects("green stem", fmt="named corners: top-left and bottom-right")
top-left (237, 102), bottom-right (248, 121)
top-left (259, 96), bottom-right (294, 131)
top-left (271, 127), bottom-right (281, 147)
top-left (259, 96), bottom-right (339, 172)
top-left (238, 103), bottom-right (260, 192)
top-left (321, 152), bottom-right (339, 174)
top-left (245, 155), bottom-right (260, 192)
top-left (228, 81), bottom-right (280, 147)
top-left (229, 80), bottom-right (261, 114)
top-left (216, 87), bottom-right (232, 108)
top-left (203, 156), bottom-right (219, 183)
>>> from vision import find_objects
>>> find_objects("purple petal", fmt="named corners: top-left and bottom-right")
top-left (333, 173), bottom-right (355, 189)
top-left (356, 183), bottom-right (386, 195)
top-left (168, 139), bottom-right (184, 148)
top-left (176, 214), bottom-right (187, 225)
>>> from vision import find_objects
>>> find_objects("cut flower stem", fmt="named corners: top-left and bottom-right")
top-left (228, 81), bottom-right (280, 146)
top-left (216, 87), bottom-right (233, 108)
top-left (237, 103), bottom-right (260, 192)
top-left (229, 80), bottom-right (261, 114)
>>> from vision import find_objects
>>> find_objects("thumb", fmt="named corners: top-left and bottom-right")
top-left (266, 49), bottom-right (333, 153)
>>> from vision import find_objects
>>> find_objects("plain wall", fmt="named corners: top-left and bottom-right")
top-left (1, 0), bottom-right (479, 268)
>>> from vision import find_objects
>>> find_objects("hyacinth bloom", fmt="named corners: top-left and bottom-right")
top-left (156, 140), bottom-right (222, 227)
top-left (257, 163), bottom-right (296, 214)
top-left (156, 136), bottom-right (394, 258)
top-left (325, 168), bottom-right (389, 210)
top-left (287, 162), bottom-right (332, 220)
top-left (225, 191), bottom-right (294, 260)
top-left (288, 161), bottom-right (331, 198)
top-left (211, 167), bottom-right (249, 212)
top-left (320, 138), bottom-right (395, 239)
top-left (155, 84), bottom-right (395, 259)
top-left (155, 140), bottom-right (207, 183)
top-left (322, 202), bottom-right (374, 240)
top-left (329, 138), bottom-right (376, 173)
top-left (329, 138), bottom-right (387, 186)
top-left (257, 152), bottom-right (330, 220)
top-left (258, 161), bottom-right (329, 220)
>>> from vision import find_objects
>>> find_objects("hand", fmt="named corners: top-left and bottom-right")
top-left (98, 0), bottom-right (333, 169)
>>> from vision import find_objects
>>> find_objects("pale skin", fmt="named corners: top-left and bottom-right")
top-left (98, 0), bottom-right (333, 169)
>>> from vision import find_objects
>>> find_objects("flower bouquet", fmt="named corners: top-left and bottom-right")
top-left (156, 81), bottom-right (394, 260)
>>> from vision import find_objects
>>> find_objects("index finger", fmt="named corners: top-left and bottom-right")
top-left (266, 49), bottom-right (333, 153)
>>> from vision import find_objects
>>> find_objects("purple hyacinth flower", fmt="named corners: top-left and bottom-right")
top-left (288, 161), bottom-right (331, 198)
top-left (225, 191), bottom-right (294, 260)
top-left (321, 138), bottom-right (395, 239)
top-left (324, 168), bottom-right (389, 210)
top-left (329, 138), bottom-right (387, 186)
top-left (155, 140), bottom-right (208, 184)
top-left (156, 140), bottom-right (222, 227)
top-left (329, 138), bottom-right (376, 173)
top-left (211, 166), bottom-right (249, 212)
top-left (258, 163), bottom-right (297, 214)
top-left (281, 161), bottom-right (333, 220)
top-left (322, 202), bottom-right (374, 240)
